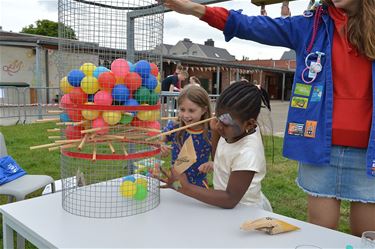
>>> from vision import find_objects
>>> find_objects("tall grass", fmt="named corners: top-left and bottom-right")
top-left (0, 124), bottom-right (350, 248)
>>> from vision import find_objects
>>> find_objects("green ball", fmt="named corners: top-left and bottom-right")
top-left (120, 113), bottom-right (133, 124)
top-left (134, 87), bottom-right (151, 104)
top-left (148, 91), bottom-right (159, 105)
top-left (134, 184), bottom-right (148, 201)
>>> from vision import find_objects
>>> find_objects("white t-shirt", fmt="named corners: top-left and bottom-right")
top-left (213, 128), bottom-right (267, 208)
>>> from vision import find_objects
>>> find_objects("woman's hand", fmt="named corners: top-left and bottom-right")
top-left (163, 0), bottom-right (206, 18)
top-left (160, 144), bottom-right (172, 157)
top-left (198, 161), bottom-right (214, 173)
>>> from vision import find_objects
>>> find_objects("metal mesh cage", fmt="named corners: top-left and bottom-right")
top-left (58, 0), bottom-right (164, 218)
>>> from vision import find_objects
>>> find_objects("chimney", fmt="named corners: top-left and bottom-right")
top-left (204, 39), bottom-right (215, 47)
top-left (183, 38), bottom-right (192, 43)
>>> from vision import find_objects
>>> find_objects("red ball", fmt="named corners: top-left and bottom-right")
top-left (60, 94), bottom-right (72, 109)
top-left (67, 108), bottom-right (83, 122)
top-left (94, 90), bottom-right (113, 106)
top-left (147, 121), bottom-right (161, 136)
top-left (92, 117), bottom-right (109, 135)
top-left (124, 72), bottom-right (142, 92)
top-left (65, 125), bottom-right (83, 140)
top-left (150, 63), bottom-right (159, 77)
top-left (69, 87), bottom-right (88, 104)
top-left (98, 71), bottom-right (116, 92)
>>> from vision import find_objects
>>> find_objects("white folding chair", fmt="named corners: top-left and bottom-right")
top-left (0, 132), bottom-right (55, 249)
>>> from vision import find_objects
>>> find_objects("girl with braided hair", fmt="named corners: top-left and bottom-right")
top-left (159, 81), bottom-right (272, 211)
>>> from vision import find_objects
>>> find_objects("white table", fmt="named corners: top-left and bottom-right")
top-left (1, 189), bottom-right (360, 248)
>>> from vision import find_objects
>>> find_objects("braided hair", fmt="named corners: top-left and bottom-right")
top-left (216, 81), bottom-right (262, 122)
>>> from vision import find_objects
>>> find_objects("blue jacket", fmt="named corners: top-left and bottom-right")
top-left (223, 8), bottom-right (375, 177)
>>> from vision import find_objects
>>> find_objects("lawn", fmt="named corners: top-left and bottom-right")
top-left (0, 123), bottom-right (351, 248)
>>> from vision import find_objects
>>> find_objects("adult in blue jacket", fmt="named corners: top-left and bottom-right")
top-left (163, 0), bottom-right (375, 236)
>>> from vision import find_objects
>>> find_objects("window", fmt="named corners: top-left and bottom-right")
top-left (214, 53), bottom-right (220, 58)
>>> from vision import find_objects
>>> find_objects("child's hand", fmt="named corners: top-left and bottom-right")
top-left (198, 161), bottom-right (214, 173)
top-left (157, 167), bottom-right (189, 191)
top-left (160, 144), bottom-right (172, 157)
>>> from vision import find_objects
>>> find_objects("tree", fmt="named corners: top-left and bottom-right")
top-left (21, 19), bottom-right (77, 39)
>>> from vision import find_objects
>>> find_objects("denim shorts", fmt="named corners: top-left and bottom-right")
top-left (296, 145), bottom-right (375, 203)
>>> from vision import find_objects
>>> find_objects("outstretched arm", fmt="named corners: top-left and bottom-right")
top-left (163, 0), bottom-right (206, 18)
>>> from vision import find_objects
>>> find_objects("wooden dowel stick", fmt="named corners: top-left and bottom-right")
top-left (147, 117), bottom-right (215, 140)
top-left (92, 143), bottom-right (97, 161)
top-left (30, 143), bottom-right (60, 150)
top-left (47, 128), bottom-right (60, 132)
top-left (78, 134), bottom-right (88, 150)
top-left (35, 118), bottom-right (60, 123)
top-left (160, 116), bottom-right (178, 120)
top-left (48, 136), bottom-right (61, 139)
top-left (121, 144), bottom-right (128, 156)
top-left (48, 143), bottom-right (78, 151)
top-left (47, 110), bottom-right (63, 114)
top-left (55, 139), bottom-right (81, 144)
top-left (108, 142), bottom-right (115, 154)
top-left (81, 127), bottom-right (103, 134)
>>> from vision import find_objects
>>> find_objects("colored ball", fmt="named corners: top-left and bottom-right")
top-left (154, 81), bottom-right (161, 94)
top-left (98, 71), bottom-right (116, 92)
top-left (69, 87), bottom-right (88, 104)
top-left (93, 66), bottom-right (110, 78)
top-left (111, 59), bottom-right (130, 78)
top-left (120, 113), bottom-right (133, 124)
top-left (128, 62), bottom-right (135, 72)
top-left (147, 121), bottom-right (161, 136)
top-left (81, 102), bottom-right (99, 120)
top-left (112, 84), bottom-right (129, 102)
top-left (65, 125), bottom-right (83, 140)
top-left (137, 104), bottom-right (153, 121)
top-left (142, 75), bottom-right (158, 90)
top-left (135, 178), bottom-right (148, 188)
top-left (67, 108), bottom-right (83, 122)
top-left (60, 113), bottom-right (71, 122)
top-left (120, 181), bottom-right (137, 198)
top-left (92, 117), bottom-right (109, 135)
top-left (80, 76), bottom-right (99, 94)
top-left (157, 72), bottom-right (161, 81)
top-left (148, 91), bottom-right (159, 105)
top-left (102, 111), bottom-right (122, 125)
top-left (115, 76), bottom-right (125, 85)
top-left (124, 72), bottom-right (142, 92)
top-left (134, 87), bottom-right (151, 104)
top-left (94, 90), bottom-right (113, 106)
top-left (60, 76), bottom-right (74, 94)
top-left (80, 63), bottom-right (96, 76)
top-left (122, 175), bottom-right (136, 182)
top-left (150, 63), bottom-right (159, 77)
top-left (148, 110), bottom-right (160, 121)
top-left (67, 69), bottom-right (85, 87)
top-left (134, 60), bottom-right (151, 79)
top-left (134, 184), bottom-right (148, 201)
top-left (59, 94), bottom-right (72, 109)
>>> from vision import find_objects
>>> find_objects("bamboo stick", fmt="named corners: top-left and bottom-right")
top-left (55, 139), bottom-right (82, 144)
top-left (160, 116), bottom-right (178, 120)
top-left (92, 143), bottom-right (97, 161)
top-left (146, 117), bottom-right (215, 140)
top-left (47, 128), bottom-right (60, 132)
top-left (47, 110), bottom-right (63, 114)
top-left (48, 136), bottom-right (61, 139)
top-left (121, 144), bottom-right (128, 156)
top-left (30, 143), bottom-right (61, 150)
top-left (78, 134), bottom-right (88, 150)
top-left (108, 142), bottom-right (115, 154)
top-left (48, 143), bottom-right (78, 151)
top-left (35, 118), bottom-right (60, 123)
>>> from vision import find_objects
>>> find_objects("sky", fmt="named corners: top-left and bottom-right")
top-left (0, 0), bottom-right (308, 60)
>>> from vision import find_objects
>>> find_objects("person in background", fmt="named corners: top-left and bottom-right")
top-left (188, 76), bottom-right (201, 87)
top-left (161, 85), bottom-right (212, 188)
top-left (159, 82), bottom-right (272, 211)
top-left (161, 70), bottom-right (189, 92)
top-left (161, 0), bottom-right (375, 236)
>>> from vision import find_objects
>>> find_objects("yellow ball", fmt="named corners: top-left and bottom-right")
top-left (157, 72), bottom-right (161, 81)
top-left (135, 178), bottom-right (148, 188)
top-left (60, 76), bottom-right (74, 94)
top-left (102, 111), bottom-right (122, 125)
top-left (81, 76), bottom-right (99, 94)
top-left (148, 110), bottom-right (160, 121)
top-left (154, 81), bottom-right (161, 93)
top-left (120, 181), bottom-right (136, 198)
top-left (80, 63), bottom-right (96, 76)
top-left (82, 102), bottom-right (99, 120)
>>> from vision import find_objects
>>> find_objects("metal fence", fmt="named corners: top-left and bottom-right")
top-left (0, 87), bottom-right (219, 126)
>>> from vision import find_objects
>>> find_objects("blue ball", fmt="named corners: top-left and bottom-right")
top-left (142, 74), bottom-right (158, 90)
top-left (112, 84), bottom-right (129, 102)
top-left (122, 175), bottom-right (136, 182)
top-left (67, 69), bottom-right (85, 87)
top-left (134, 60), bottom-right (151, 79)
top-left (124, 98), bottom-right (139, 115)
top-left (60, 113), bottom-right (71, 122)
top-left (128, 62), bottom-right (136, 72)
top-left (93, 66), bottom-right (109, 78)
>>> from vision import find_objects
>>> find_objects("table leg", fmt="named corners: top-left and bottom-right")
top-left (3, 217), bottom-right (14, 249)
top-left (16, 234), bottom-right (25, 249)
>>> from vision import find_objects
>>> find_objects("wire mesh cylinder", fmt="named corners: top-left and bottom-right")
top-left (58, 0), bottom-right (163, 218)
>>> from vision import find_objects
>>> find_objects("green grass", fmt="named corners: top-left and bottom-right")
top-left (0, 124), bottom-right (351, 248)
